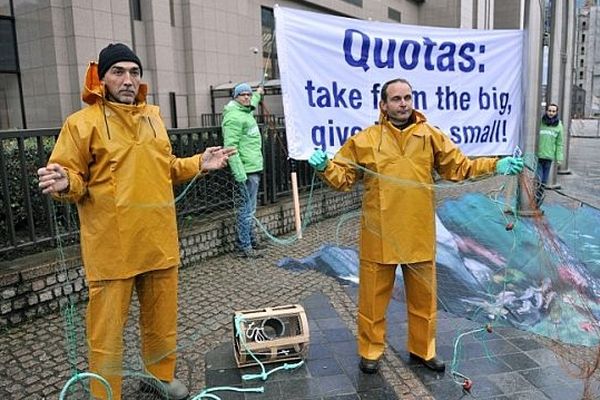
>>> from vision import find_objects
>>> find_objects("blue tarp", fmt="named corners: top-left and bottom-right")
top-left (278, 193), bottom-right (600, 346)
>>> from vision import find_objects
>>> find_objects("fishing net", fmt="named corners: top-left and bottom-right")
top-left (42, 121), bottom-right (598, 399)
top-left (51, 121), bottom-right (323, 399)
top-left (277, 154), bottom-right (600, 398)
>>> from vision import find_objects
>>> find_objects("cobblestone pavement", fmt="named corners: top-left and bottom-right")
top-left (0, 137), bottom-right (598, 399)
top-left (0, 211), bottom-right (432, 400)
top-left (554, 136), bottom-right (600, 209)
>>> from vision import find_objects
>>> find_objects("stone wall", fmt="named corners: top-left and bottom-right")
top-left (0, 188), bottom-right (361, 328)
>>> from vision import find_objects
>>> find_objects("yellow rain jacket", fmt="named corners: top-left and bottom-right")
top-left (49, 62), bottom-right (202, 281)
top-left (319, 110), bottom-right (498, 264)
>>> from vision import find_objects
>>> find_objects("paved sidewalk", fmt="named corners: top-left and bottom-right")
top-left (0, 213), bottom-right (431, 400)
top-left (202, 292), bottom-right (398, 400)
top-left (553, 136), bottom-right (600, 209)
top-left (0, 137), bottom-right (598, 399)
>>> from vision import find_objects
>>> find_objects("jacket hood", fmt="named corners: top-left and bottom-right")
top-left (82, 61), bottom-right (148, 105)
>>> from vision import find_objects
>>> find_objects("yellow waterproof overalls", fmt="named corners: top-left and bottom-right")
top-left (319, 110), bottom-right (497, 361)
top-left (49, 62), bottom-right (203, 399)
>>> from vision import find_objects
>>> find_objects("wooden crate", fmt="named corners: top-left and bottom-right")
top-left (233, 304), bottom-right (310, 367)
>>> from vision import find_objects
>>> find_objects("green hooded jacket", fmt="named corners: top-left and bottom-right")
top-left (222, 92), bottom-right (264, 181)
top-left (537, 120), bottom-right (564, 162)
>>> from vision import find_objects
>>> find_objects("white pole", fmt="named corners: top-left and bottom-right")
top-left (290, 169), bottom-right (302, 239)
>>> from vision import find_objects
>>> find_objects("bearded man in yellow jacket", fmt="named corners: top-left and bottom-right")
top-left (308, 78), bottom-right (523, 374)
top-left (37, 43), bottom-right (235, 400)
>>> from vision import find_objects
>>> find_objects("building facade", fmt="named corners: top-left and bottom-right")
top-left (0, 0), bottom-right (522, 130)
top-left (575, 3), bottom-right (600, 116)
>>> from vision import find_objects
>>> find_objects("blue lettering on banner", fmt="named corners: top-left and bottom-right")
top-left (437, 42), bottom-right (456, 71)
top-left (449, 120), bottom-right (507, 144)
top-left (343, 29), bottom-right (483, 73)
top-left (398, 40), bottom-right (420, 70)
top-left (305, 80), bottom-right (363, 109)
top-left (312, 120), bottom-right (362, 150)
top-left (458, 43), bottom-right (477, 72)
top-left (344, 29), bottom-right (371, 71)
top-left (374, 37), bottom-right (396, 68)
top-left (478, 86), bottom-right (511, 115)
top-left (435, 86), bottom-right (471, 110)
top-left (423, 37), bottom-right (436, 70)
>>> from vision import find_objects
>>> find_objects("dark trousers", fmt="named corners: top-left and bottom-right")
top-left (535, 158), bottom-right (553, 207)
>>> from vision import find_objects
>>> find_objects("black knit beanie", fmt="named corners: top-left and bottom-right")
top-left (98, 43), bottom-right (143, 79)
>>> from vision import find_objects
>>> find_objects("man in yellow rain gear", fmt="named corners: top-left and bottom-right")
top-left (37, 43), bottom-right (235, 399)
top-left (308, 78), bottom-right (523, 374)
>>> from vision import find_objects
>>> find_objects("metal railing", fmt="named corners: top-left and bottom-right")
top-left (200, 113), bottom-right (285, 127)
top-left (0, 123), bottom-right (312, 262)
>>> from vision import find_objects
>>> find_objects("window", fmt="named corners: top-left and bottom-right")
top-left (388, 8), bottom-right (401, 23)
top-left (0, 18), bottom-right (17, 72)
top-left (582, 33), bottom-right (585, 42)
top-left (261, 7), bottom-right (279, 80)
top-left (0, 5), bottom-right (24, 130)
top-left (169, 0), bottom-right (175, 26)
top-left (341, 0), bottom-right (363, 6)
top-left (0, 73), bottom-right (23, 129)
top-left (580, 71), bottom-right (584, 79)
top-left (580, 59), bottom-right (584, 67)
top-left (581, 46), bottom-right (585, 54)
top-left (130, 0), bottom-right (141, 21)
top-left (169, 92), bottom-right (177, 128)
top-left (0, 0), bottom-right (11, 17)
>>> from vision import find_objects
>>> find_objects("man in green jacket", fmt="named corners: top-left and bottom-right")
top-left (222, 83), bottom-right (265, 257)
top-left (535, 103), bottom-right (564, 206)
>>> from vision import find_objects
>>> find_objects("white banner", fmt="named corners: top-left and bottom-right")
top-left (275, 7), bottom-right (523, 160)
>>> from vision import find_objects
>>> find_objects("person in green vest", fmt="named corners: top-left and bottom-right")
top-left (222, 83), bottom-right (265, 258)
top-left (535, 103), bottom-right (564, 206)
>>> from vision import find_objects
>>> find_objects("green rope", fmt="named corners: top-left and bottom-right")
top-left (59, 372), bottom-right (112, 400)
top-left (253, 170), bottom-right (321, 245)
top-left (450, 325), bottom-right (492, 389)
top-left (191, 386), bottom-right (264, 400)
top-left (51, 202), bottom-right (87, 391)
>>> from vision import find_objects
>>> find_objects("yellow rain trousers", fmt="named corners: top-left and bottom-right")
top-left (358, 260), bottom-right (437, 360)
top-left (87, 267), bottom-right (178, 399)
top-left (49, 62), bottom-right (203, 399)
top-left (319, 110), bottom-right (498, 361)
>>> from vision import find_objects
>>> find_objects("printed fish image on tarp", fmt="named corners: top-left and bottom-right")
top-left (278, 193), bottom-right (600, 347)
top-left (437, 193), bottom-right (600, 347)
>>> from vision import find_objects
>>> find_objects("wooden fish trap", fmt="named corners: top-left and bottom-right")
top-left (233, 304), bottom-right (310, 367)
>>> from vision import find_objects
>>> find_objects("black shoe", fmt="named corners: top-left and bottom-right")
top-left (359, 357), bottom-right (380, 374)
top-left (409, 353), bottom-right (445, 372)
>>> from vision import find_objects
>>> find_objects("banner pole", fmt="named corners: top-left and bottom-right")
top-left (290, 159), bottom-right (303, 239)
top-left (516, 0), bottom-right (544, 217)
